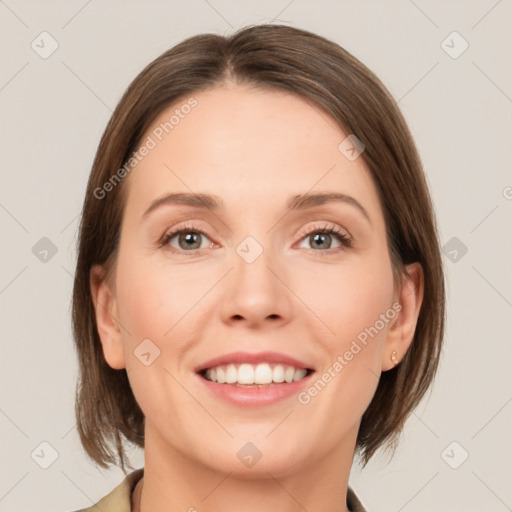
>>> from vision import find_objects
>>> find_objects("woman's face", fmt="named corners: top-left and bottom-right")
top-left (93, 84), bottom-right (416, 477)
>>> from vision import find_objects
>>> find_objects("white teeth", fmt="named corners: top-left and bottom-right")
top-left (238, 364), bottom-right (254, 384)
top-left (216, 366), bottom-right (226, 384)
top-left (284, 366), bottom-right (295, 383)
top-left (254, 363), bottom-right (273, 384)
top-left (294, 368), bottom-right (307, 381)
top-left (204, 363), bottom-right (310, 385)
top-left (272, 364), bottom-right (285, 383)
top-left (225, 364), bottom-right (237, 384)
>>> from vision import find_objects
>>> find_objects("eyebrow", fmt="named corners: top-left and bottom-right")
top-left (142, 191), bottom-right (371, 224)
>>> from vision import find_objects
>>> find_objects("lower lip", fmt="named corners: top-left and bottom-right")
top-left (196, 372), bottom-right (315, 407)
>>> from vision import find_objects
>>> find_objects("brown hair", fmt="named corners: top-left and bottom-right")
top-left (72, 24), bottom-right (445, 473)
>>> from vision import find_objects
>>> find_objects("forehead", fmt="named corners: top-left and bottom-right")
top-left (123, 85), bottom-right (383, 224)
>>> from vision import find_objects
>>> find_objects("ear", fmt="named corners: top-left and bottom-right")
top-left (90, 264), bottom-right (126, 370)
top-left (382, 262), bottom-right (424, 371)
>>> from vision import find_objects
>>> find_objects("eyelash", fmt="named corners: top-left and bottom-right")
top-left (158, 222), bottom-right (353, 256)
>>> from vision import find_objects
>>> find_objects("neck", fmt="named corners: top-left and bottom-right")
top-left (138, 422), bottom-right (357, 512)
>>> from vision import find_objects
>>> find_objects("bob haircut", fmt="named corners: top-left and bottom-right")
top-left (72, 24), bottom-right (445, 473)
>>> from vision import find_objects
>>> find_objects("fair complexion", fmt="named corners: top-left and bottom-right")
top-left (91, 84), bottom-right (423, 512)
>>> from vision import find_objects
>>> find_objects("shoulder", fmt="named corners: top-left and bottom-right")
top-left (69, 467), bottom-right (144, 512)
top-left (347, 485), bottom-right (368, 512)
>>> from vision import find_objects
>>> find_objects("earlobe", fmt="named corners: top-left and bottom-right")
top-left (90, 264), bottom-right (126, 370)
top-left (382, 262), bottom-right (424, 371)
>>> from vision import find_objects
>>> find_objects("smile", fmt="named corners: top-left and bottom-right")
top-left (201, 363), bottom-right (313, 386)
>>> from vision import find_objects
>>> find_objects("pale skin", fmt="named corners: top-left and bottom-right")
top-left (90, 83), bottom-right (423, 512)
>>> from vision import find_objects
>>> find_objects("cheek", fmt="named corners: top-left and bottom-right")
top-left (294, 261), bottom-right (395, 428)
top-left (296, 251), bottom-right (395, 344)
top-left (294, 249), bottom-right (395, 413)
top-left (115, 252), bottom-right (213, 341)
top-left (113, 255), bottom-right (208, 416)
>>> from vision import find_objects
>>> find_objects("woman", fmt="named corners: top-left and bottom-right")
top-left (71, 24), bottom-right (445, 512)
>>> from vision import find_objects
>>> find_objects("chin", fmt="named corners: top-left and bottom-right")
top-left (200, 439), bottom-right (309, 480)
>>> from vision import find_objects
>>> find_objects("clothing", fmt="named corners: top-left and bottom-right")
top-left (71, 467), bottom-right (367, 511)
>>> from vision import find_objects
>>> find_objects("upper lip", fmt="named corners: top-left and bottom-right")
top-left (194, 351), bottom-right (315, 373)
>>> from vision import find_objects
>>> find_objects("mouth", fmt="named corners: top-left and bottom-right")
top-left (198, 363), bottom-right (315, 387)
top-left (194, 351), bottom-right (316, 399)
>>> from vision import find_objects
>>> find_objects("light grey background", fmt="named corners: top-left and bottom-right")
top-left (1, 1), bottom-right (511, 511)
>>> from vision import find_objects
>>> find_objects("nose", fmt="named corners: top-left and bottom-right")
top-left (220, 243), bottom-right (293, 329)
